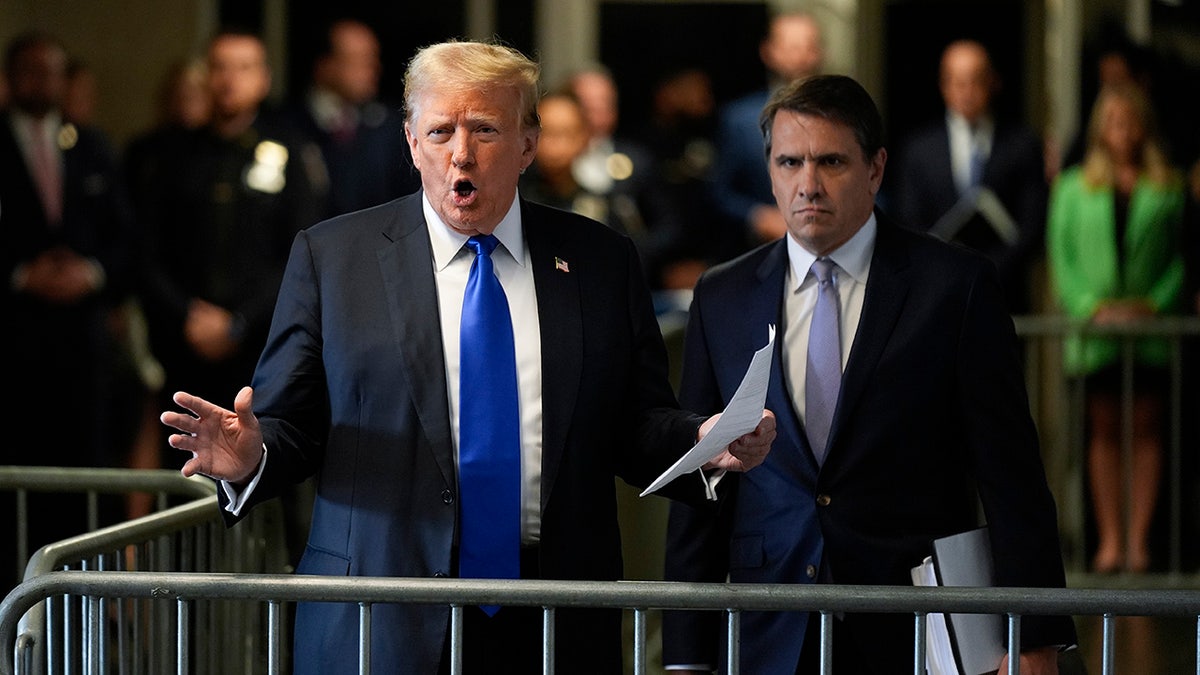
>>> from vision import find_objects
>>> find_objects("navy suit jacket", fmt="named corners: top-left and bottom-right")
top-left (663, 216), bottom-right (1075, 673)
top-left (891, 117), bottom-right (1048, 311)
top-left (222, 192), bottom-right (708, 673)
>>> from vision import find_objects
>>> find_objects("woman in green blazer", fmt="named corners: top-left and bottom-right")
top-left (1047, 80), bottom-right (1185, 574)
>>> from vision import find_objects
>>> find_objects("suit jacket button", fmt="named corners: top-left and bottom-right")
top-left (816, 494), bottom-right (831, 506)
top-left (442, 489), bottom-right (454, 504)
top-left (806, 564), bottom-right (818, 579)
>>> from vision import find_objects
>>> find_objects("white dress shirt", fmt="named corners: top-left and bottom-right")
top-left (425, 192), bottom-right (544, 544)
top-left (226, 192), bottom-right (546, 547)
top-left (781, 214), bottom-right (876, 429)
top-left (946, 111), bottom-right (993, 194)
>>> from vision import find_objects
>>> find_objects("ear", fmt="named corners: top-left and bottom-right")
top-left (405, 122), bottom-right (422, 172)
top-left (868, 148), bottom-right (887, 193)
top-left (519, 126), bottom-right (539, 172)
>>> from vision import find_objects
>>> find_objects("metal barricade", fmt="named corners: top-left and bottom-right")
top-left (1, 468), bottom-right (288, 675)
top-left (4, 572), bottom-right (1200, 675)
top-left (1013, 315), bottom-right (1200, 576)
top-left (1, 467), bottom-right (217, 590)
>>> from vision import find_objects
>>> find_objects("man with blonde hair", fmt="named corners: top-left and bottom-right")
top-left (162, 39), bottom-right (775, 673)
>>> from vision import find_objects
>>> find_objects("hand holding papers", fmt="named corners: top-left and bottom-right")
top-left (641, 325), bottom-right (775, 497)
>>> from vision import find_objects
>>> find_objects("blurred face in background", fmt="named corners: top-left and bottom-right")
top-left (570, 70), bottom-right (618, 141)
top-left (316, 20), bottom-right (381, 105)
top-left (1097, 90), bottom-right (1145, 165)
top-left (7, 38), bottom-right (68, 117)
top-left (534, 94), bottom-right (590, 178)
top-left (167, 62), bottom-right (211, 128)
top-left (761, 13), bottom-right (825, 83)
top-left (207, 34), bottom-right (270, 119)
top-left (939, 40), bottom-right (996, 125)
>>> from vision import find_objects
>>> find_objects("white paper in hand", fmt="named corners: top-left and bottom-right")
top-left (640, 325), bottom-right (775, 497)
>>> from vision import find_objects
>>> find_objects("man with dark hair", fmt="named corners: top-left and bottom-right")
top-left (663, 74), bottom-right (1076, 674)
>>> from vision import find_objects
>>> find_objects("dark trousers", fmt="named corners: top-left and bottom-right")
top-left (440, 547), bottom-right (543, 675)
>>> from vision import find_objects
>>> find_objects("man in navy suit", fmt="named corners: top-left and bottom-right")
top-left (0, 31), bottom-right (136, 591)
top-left (661, 74), bottom-right (1075, 674)
top-left (890, 39), bottom-right (1048, 313)
top-left (160, 40), bottom-right (775, 674)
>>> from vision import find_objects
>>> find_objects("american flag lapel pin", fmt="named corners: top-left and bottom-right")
top-left (555, 257), bottom-right (570, 273)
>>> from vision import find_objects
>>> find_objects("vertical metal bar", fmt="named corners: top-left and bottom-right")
top-left (543, 606), bottom-right (555, 675)
top-left (358, 602), bottom-right (371, 675)
top-left (1007, 613), bottom-right (1021, 675)
top-left (632, 608), bottom-right (646, 675)
top-left (1169, 335), bottom-right (1184, 574)
top-left (914, 612), bottom-right (926, 675)
top-left (1102, 613), bottom-right (1115, 675)
top-left (726, 609), bottom-right (740, 675)
top-left (819, 611), bottom-right (833, 675)
top-left (1069, 335), bottom-right (1088, 572)
top-left (268, 600), bottom-right (282, 675)
top-left (86, 491), bottom-right (99, 532)
top-left (450, 605), bottom-right (464, 675)
top-left (177, 599), bottom-right (189, 675)
top-left (15, 488), bottom-right (28, 586)
top-left (1121, 337), bottom-right (1135, 566)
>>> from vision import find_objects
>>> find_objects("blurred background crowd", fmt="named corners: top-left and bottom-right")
top-left (3, 0), bottom-right (1200, 595)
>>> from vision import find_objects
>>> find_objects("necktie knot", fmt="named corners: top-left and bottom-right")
top-left (467, 234), bottom-right (500, 258)
top-left (811, 257), bottom-right (837, 285)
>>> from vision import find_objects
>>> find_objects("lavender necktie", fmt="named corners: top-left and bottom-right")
top-left (458, 234), bottom-right (521, 616)
top-left (806, 258), bottom-right (841, 465)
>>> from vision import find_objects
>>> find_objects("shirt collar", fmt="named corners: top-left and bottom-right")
top-left (786, 211), bottom-right (877, 291)
top-left (424, 190), bottom-right (526, 272)
top-left (946, 111), bottom-right (994, 141)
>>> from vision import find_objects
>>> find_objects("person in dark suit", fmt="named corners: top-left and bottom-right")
top-left (710, 9), bottom-right (824, 258)
top-left (137, 27), bottom-right (324, 441)
top-left (0, 31), bottom-right (136, 590)
top-left (159, 40), bottom-right (775, 674)
top-left (891, 39), bottom-right (1048, 314)
top-left (289, 18), bottom-right (419, 219)
top-left (661, 74), bottom-right (1076, 674)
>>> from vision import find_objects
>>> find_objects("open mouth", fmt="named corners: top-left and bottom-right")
top-left (454, 180), bottom-right (477, 197)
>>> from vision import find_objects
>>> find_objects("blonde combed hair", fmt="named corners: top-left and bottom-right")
top-left (403, 40), bottom-right (541, 131)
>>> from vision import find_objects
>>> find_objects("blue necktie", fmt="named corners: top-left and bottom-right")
top-left (458, 234), bottom-right (521, 616)
top-left (968, 138), bottom-right (985, 188)
top-left (806, 258), bottom-right (841, 466)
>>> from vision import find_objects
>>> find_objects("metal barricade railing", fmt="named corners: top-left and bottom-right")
top-left (1, 467), bottom-right (217, 589)
top-left (1, 468), bottom-right (289, 675)
top-left (4, 572), bottom-right (1200, 675)
top-left (1013, 315), bottom-right (1200, 576)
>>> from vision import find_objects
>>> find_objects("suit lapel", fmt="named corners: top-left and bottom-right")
top-left (523, 201), bottom-right (583, 510)
top-left (377, 194), bottom-right (456, 487)
top-left (827, 219), bottom-right (911, 465)
top-left (752, 243), bottom-right (805, 446)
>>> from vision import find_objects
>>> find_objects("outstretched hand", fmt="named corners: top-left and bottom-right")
top-left (160, 386), bottom-right (264, 485)
top-left (701, 409), bottom-right (776, 472)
